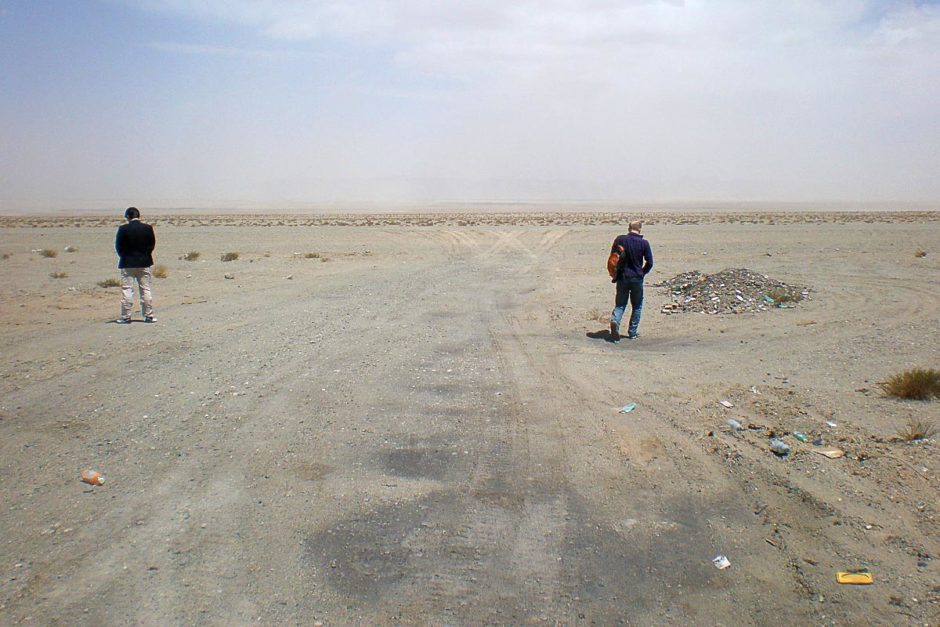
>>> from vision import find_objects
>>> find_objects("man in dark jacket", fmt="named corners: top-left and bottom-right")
top-left (115, 207), bottom-right (157, 323)
top-left (610, 220), bottom-right (653, 341)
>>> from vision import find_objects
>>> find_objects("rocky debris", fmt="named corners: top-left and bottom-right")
top-left (655, 268), bottom-right (809, 315)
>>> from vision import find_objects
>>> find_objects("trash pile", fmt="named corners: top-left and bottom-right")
top-left (656, 268), bottom-right (809, 315)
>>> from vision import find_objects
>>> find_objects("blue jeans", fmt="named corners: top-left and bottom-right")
top-left (611, 276), bottom-right (644, 337)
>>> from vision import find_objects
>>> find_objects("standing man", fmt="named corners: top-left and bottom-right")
top-left (610, 220), bottom-right (653, 341)
top-left (115, 207), bottom-right (157, 323)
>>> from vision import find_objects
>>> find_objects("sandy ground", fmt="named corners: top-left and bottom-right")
top-left (0, 212), bottom-right (938, 625)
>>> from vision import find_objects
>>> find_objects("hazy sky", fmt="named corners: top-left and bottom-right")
top-left (2, 0), bottom-right (939, 209)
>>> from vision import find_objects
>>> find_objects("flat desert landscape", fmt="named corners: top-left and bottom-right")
top-left (1, 211), bottom-right (939, 625)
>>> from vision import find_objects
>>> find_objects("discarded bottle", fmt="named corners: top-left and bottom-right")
top-left (81, 469), bottom-right (105, 486)
top-left (769, 439), bottom-right (790, 456)
top-left (726, 419), bottom-right (743, 431)
top-left (793, 432), bottom-right (810, 443)
top-left (619, 403), bottom-right (637, 414)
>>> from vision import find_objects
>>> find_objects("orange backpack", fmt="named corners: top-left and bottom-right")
top-left (607, 244), bottom-right (624, 278)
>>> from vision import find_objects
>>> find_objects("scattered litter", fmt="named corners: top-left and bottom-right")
top-left (793, 431), bottom-right (810, 443)
top-left (769, 439), bottom-right (791, 456)
top-left (224, 273), bottom-right (235, 280)
top-left (814, 448), bottom-right (845, 459)
top-left (285, 275), bottom-right (293, 280)
top-left (826, 420), bottom-right (837, 428)
top-left (719, 400), bottom-right (734, 408)
top-left (750, 386), bottom-right (760, 394)
top-left (712, 555), bottom-right (731, 570)
top-left (836, 569), bottom-right (873, 585)
top-left (619, 403), bottom-right (637, 414)
top-left (726, 419), bottom-right (743, 431)
top-left (655, 269), bottom-right (809, 314)
top-left (796, 320), bottom-right (817, 326)
top-left (80, 469), bottom-right (105, 485)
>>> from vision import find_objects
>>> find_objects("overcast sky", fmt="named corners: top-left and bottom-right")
top-left (1, 0), bottom-right (939, 210)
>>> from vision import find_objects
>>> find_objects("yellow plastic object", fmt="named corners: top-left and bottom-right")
top-left (836, 569), bottom-right (873, 584)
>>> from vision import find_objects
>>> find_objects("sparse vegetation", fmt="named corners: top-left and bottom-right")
top-left (64, 245), bottom-right (78, 253)
top-left (221, 252), bottom-right (239, 262)
top-left (765, 287), bottom-right (802, 304)
top-left (98, 277), bottom-right (121, 288)
top-left (40, 248), bottom-right (57, 258)
top-left (914, 250), bottom-right (927, 258)
top-left (153, 264), bottom-right (168, 279)
top-left (304, 252), bottom-right (321, 259)
top-left (183, 251), bottom-right (200, 261)
top-left (881, 368), bottom-right (940, 401)
top-left (50, 270), bottom-right (68, 278)
top-left (897, 417), bottom-right (938, 442)
top-left (2, 253), bottom-right (10, 260)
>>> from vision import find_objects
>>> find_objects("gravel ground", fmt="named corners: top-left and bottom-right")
top-left (0, 214), bottom-right (938, 624)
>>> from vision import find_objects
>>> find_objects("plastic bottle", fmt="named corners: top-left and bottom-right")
top-left (793, 431), bottom-right (810, 443)
top-left (769, 439), bottom-right (790, 456)
top-left (726, 419), bottom-right (743, 431)
top-left (81, 469), bottom-right (105, 485)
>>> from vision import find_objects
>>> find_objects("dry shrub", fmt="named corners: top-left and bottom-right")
top-left (881, 368), bottom-right (940, 401)
top-left (914, 250), bottom-right (927, 258)
top-left (153, 264), bottom-right (168, 278)
top-left (40, 248), bottom-right (57, 258)
top-left (897, 417), bottom-right (938, 442)
top-left (50, 270), bottom-right (68, 278)
top-left (183, 251), bottom-right (200, 261)
top-left (765, 287), bottom-right (802, 304)
top-left (98, 277), bottom-right (121, 288)
top-left (1, 253), bottom-right (10, 260)
top-left (304, 252), bottom-right (321, 259)
top-left (221, 252), bottom-right (239, 262)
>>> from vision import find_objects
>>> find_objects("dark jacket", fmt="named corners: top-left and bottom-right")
top-left (116, 219), bottom-right (155, 269)
top-left (611, 232), bottom-right (653, 280)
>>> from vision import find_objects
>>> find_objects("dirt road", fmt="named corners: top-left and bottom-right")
top-left (1, 215), bottom-right (938, 624)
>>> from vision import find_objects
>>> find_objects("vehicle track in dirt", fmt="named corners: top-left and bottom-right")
top-left (1, 221), bottom-right (937, 624)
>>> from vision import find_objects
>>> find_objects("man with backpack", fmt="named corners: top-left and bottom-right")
top-left (608, 221), bottom-right (653, 341)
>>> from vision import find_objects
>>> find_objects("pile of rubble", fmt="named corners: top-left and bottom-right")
top-left (655, 268), bottom-right (809, 315)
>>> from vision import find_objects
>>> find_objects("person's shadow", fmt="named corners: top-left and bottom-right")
top-left (586, 329), bottom-right (619, 343)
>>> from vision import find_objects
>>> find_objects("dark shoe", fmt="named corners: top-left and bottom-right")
top-left (115, 318), bottom-right (131, 324)
top-left (610, 322), bottom-right (621, 341)
top-left (627, 333), bottom-right (639, 340)
top-left (144, 316), bottom-right (157, 323)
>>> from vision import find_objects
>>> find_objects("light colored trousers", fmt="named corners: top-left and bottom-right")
top-left (120, 266), bottom-right (154, 319)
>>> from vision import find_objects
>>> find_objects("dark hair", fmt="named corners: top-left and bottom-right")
top-left (124, 207), bottom-right (140, 220)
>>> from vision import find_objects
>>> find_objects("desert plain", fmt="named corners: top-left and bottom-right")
top-left (0, 210), bottom-right (938, 625)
